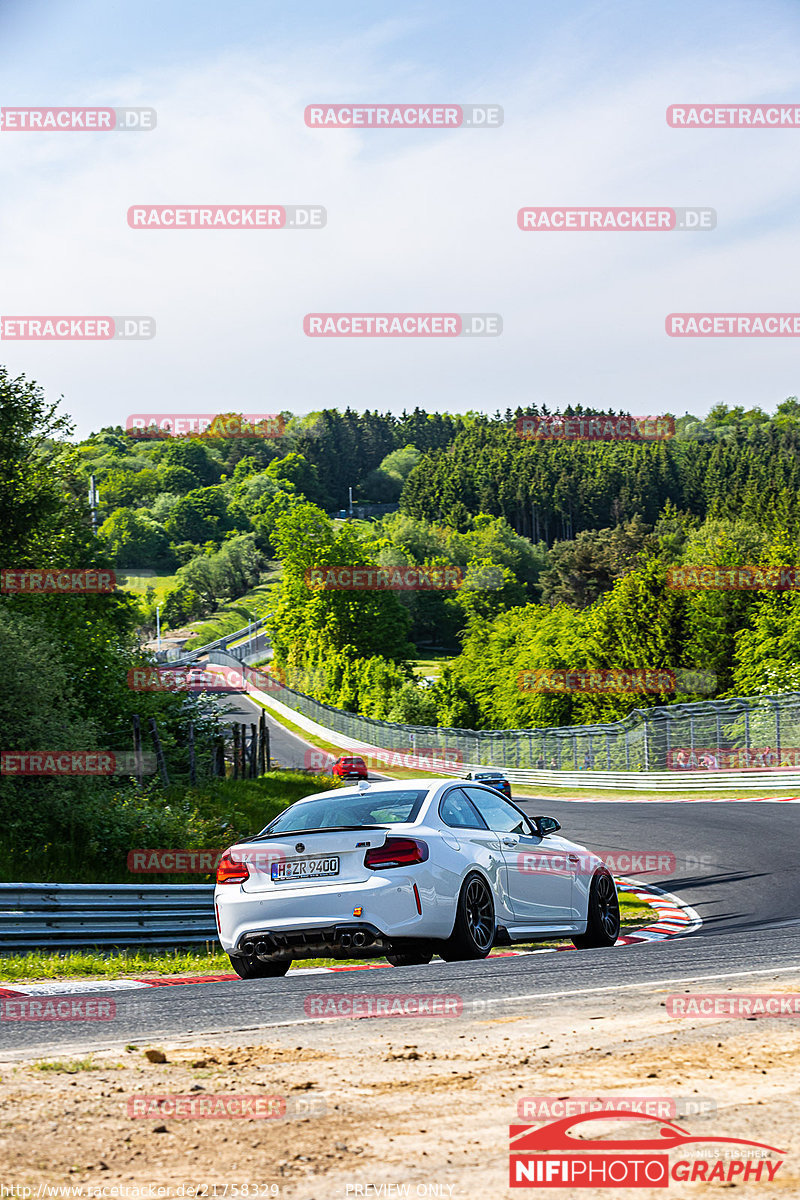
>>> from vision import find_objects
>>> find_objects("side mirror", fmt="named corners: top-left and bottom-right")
top-left (533, 816), bottom-right (561, 837)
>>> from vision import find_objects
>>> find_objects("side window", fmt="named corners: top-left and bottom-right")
top-left (463, 786), bottom-right (533, 835)
top-left (439, 788), bottom-right (488, 830)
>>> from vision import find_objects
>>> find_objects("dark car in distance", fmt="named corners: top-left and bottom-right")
top-left (462, 770), bottom-right (512, 800)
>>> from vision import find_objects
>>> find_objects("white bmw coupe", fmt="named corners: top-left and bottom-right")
top-left (214, 778), bottom-right (620, 977)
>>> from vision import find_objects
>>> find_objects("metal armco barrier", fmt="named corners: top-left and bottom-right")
top-left (0, 883), bottom-right (216, 952)
top-left (168, 619), bottom-right (269, 667)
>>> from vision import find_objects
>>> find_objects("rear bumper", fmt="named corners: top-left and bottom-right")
top-left (236, 922), bottom-right (388, 961)
top-left (215, 869), bottom-right (453, 952)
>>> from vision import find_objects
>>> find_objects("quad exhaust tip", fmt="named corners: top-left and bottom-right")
top-left (241, 924), bottom-right (379, 958)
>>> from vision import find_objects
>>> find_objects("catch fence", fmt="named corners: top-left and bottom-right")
top-left (248, 673), bottom-right (800, 775)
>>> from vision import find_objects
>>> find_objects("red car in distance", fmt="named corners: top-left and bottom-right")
top-left (332, 755), bottom-right (369, 780)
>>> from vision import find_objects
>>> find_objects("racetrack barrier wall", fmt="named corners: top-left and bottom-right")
top-left (0, 883), bottom-right (216, 952)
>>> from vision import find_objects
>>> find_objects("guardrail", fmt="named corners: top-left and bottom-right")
top-left (0, 883), bottom-right (216, 952)
top-left (165, 618), bottom-right (270, 667)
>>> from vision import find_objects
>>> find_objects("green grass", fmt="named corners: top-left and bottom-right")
top-left (0, 771), bottom-right (340, 886)
top-left (121, 771), bottom-right (343, 884)
top-left (116, 571), bottom-right (178, 601)
top-left (511, 781), bottom-right (800, 800)
top-left (32, 1058), bottom-right (104, 1073)
top-left (171, 769), bottom-right (337, 837)
top-left (410, 650), bottom-right (458, 682)
top-left (180, 582), bottom-right (274, 644)
top-left (0, 947), bottom-right (234, 982)
top-left (618, 892), bottom-right (653, 924)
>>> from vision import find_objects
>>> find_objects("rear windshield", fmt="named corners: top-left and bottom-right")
top-left (262, 790), bottom-right (427, 834)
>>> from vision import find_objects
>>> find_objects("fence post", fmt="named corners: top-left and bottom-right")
top-left (239, 723), bottom-right (248, 778)
top-left (188, 721), bottom-right (196, 786)
top-left (743, 700), bottom-right (751, 754)
top-left (250, 723), bottom-right (257, 778)
top-left (258, 712), bottom-right (266, 775)
top-left (132, 714), bottom-right (143, 789)
top-left (664, 709), bottom-right (672, 764)
top-left (148, 717), bottom-right (170, 786)
top-left (233, 725), bottom-right (240, 780)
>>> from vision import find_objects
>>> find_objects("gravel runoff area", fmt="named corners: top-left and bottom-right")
top-left (0, 969), bottom-right (798, 1198)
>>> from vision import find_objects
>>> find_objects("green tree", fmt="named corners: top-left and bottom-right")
top-left (99, 508), bottom-right (173, 569)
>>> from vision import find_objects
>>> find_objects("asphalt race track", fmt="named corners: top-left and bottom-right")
top-left (214, 691), bottom-right (313, 771)
top-left (2, 785), bottom-right (798, 1060)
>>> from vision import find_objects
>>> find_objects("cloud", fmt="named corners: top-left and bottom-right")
top-left (1, 6), bottom-right (800, 436)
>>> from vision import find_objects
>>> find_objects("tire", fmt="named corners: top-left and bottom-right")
top-left (386, 949), bottom-right (434, 967)
top-left (572, 869), bottom-right (620, 948)
top-left (228, 954), bottom-right (292, 979)
top-left (439, 873), bottom-right (495, 961)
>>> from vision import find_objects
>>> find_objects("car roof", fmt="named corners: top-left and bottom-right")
top-left (292, 777), bottom-right (460, 805)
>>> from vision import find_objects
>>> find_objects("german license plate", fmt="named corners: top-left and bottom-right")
top-left (271, 856), bottom-right (340, 881)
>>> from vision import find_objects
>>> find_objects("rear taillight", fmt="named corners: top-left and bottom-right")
top-left (216, 848), bottom-right (250, 885)
top-left (364, 837), bottom-right (429, 870)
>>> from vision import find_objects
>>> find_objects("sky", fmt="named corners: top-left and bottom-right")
top-left (1, 0), bottom-right (800, 437)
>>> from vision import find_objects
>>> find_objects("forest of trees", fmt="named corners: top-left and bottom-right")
top-left (6, 367), bottom-right (800, 765)
top-left (0, 369), bottom-right (226, 877)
